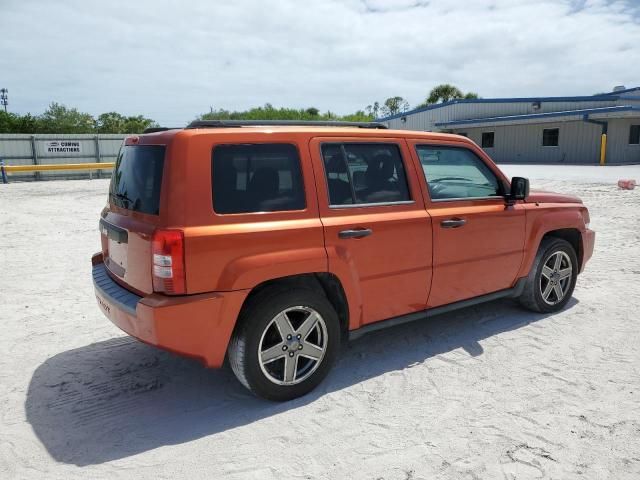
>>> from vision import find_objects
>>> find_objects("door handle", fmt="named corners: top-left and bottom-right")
top-left (339, 228), bottom-right (373, 239)
top-left (440, 218), bottom-right (466, 228)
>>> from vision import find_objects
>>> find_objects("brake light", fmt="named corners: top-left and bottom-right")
top-left (152, 229), bottom-right (186, 295)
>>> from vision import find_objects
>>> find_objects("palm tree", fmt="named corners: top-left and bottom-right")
top-left (420, 84), bottom-right (479, 107)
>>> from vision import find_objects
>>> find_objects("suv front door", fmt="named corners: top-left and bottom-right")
top-left (408, 140), bottom-right (526, 307)
top-left (310, 137), bottom-right (433, 328)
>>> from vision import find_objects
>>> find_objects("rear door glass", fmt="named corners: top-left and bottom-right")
top-left (211, 143), bottom-right (305, 214)
top-left (109, 145), bottom-right (165, 215)
top-left (320, 143), bottom-right (411, 206)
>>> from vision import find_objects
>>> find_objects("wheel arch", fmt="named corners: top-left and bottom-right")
top-left (235, 273), bottom-right (350, 340)
top-left (541, 228), bottom-right (583, 268)
top-left (518, 208), bottom-right (585, 278)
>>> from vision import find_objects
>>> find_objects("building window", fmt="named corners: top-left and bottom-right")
top-left (629, 125), bottom-right (640, 145)
top-left (542, 128), bottom-right (559, 147)
top-left (481, 132), bottom-right (494, 148)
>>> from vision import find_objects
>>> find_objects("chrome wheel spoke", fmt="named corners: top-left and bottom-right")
top-left (558, 267), bottom-right (572, 280)
top-left (297, 311), bottom-right (319, 340)
top-left (542, 265), bottom-right (554, 279)
top-left (260, 343), bottom-right (286, 364)
top-left (273, 312), bottom-right (295, 339)
top-left (553, 252), bottom-right (563, 270)
top-left (542, 281), bottom-right (554, 301)
top-left (553, 283), bottom-right (564, 301)
top-left (283, 354), bottom-right (298, 383)
top-left (300, 343), bottom-right (324, 361)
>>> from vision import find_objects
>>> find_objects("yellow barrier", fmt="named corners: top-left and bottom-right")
top-left (599, 133), bottom-right (607, 166)
top-left (3, 162), bottom-right (115, 173)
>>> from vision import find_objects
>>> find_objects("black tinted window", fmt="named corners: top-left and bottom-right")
top-left (109, 145), bottom-right (165, 215)
top-left (629, 125), bottom-right (640, 144)
top-left (417, 146), bottom-right (502, 200)
top-left (212, 143), bottom-right (305, 214)
top-left (543, 128), bottom-right (559, 146)
top-left (481, 132), bottom-right (494, 148)
top-left (321, 143), bottom-right (410, 206)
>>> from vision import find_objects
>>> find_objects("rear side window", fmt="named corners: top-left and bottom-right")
top-left (416, 146), bottom-right (502, 200)
top-left (212, 143), bottom-right (305, 214)
top-left (109, 145), bottom-right (165, 215)
top-left (321, 143), bottom-right (411, 206)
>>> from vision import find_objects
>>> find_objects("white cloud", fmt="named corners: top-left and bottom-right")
top-left (1, 0), bottom-right (638, 125)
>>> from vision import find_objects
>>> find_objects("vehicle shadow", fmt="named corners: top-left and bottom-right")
top-left (25, 297), bottom-right (577, 466)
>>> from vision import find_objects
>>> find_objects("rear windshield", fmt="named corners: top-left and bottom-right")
top-left (109, 145), bottom-right (165, 215)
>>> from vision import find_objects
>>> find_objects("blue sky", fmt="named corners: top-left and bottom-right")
top-left (1, 0), bottom-right (639, 125)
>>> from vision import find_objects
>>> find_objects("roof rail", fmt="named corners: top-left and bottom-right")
top-left (185, 120), bottom-right (388, 129)
top-left (142, 127), bottom-right (180, 134)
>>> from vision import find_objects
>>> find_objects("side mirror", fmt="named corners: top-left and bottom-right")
top-left (508, 176), bottom-right (529, 201)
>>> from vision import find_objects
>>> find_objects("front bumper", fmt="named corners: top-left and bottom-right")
top-left (92, 254), bottom-right (248, 367)
top-left (580, 228), bottom-right (595, 273)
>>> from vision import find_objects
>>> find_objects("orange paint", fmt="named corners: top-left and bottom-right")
top-left (93, 126), bottom-right (594, 367)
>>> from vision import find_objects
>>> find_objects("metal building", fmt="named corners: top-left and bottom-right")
top-left (379, 86), bottom-right (640, 165)
top-left (0, 133), bottom-right (124, 180)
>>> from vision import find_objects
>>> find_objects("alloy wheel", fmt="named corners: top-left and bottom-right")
top-left (540, 251), bottom-right (572, 305)
top-left (257, 306), bottom-right (328, 386)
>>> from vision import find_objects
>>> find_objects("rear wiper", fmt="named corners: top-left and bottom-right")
top-left (110, 192), bottom-right (133, 205)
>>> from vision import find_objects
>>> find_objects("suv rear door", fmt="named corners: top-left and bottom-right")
top-left (100, 142), bottom-right (166, 295)
top-left (310, 137), bottom-right (432, 328)
top-left (407, 139), bottom-right (526, 307)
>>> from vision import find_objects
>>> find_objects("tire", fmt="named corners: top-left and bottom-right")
top-left (228, 287), bottom-right (341, 401)
top-left (519, 237), bottom-right (578, 313)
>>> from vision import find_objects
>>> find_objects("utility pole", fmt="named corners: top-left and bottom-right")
top-left (0, 89), bottom-right (7, 112)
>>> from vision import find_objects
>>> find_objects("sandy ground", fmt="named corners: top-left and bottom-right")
top-left (1, 165), bottom-right (639, 480)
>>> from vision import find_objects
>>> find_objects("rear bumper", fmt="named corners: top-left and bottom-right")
top-left (580, 228), bottom-right (595, 273)
top-left (92, 254), bottom-right (248, 367)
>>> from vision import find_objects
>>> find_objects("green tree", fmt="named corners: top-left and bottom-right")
top-left (38, 102), bottom-right (95, 133)
top-left (365, 102), bottom-right (380, 118)
top-left (96, 112), bottom-right (127, 133)
top-left (198, 104), bottom-right (374, 123)
top-left (0, 111), bottom-right (17, 132)
top-left (0, 111), bottom-right (40, 133)
top-left (381, 96), bottom-right (409, 117)
top-left (122, 115), bottom-right (158, 133)
top-left (0, 103), bottom-right (158, 134)
top-left (340, 110), bottom-right (375, 122)
top-left (420, 84), bottom-right (480, 106)
top-left (96, 112), bottom-right (156, 133)
top-left (14, 113), bottom-right (39, 133)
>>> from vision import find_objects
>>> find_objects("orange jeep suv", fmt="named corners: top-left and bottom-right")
top-left (93, 120), bottom-right (595, 401)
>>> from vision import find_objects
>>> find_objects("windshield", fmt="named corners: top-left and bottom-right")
top-left (109, 145), bottom-right (165, 215)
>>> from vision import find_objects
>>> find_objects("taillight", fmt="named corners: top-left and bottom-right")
top-left (151, 229), bottom-right (186, 295)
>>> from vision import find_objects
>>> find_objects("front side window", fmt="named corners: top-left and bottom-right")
top-left (481, 131), bottom-right (494, 148)
top-left (321, 143), bottom-right (411, 206)
top-left (629, 125), bottom-right (640, 145)
top-left (211, 143), bottom-right (305, 214)
top-left (416, 145), bottom-right (502, 200)
top-left (110, 145), bottom-right (165, 215)
top-left (543, 128), bottom-right (559, 147)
